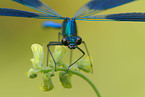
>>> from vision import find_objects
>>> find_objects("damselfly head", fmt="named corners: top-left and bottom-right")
top-left (62, 36), bottom-right (82, 49)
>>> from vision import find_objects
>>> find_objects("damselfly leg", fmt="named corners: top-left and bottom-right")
top-left (70, 49), bottom-right (73, 65)
top-left (82, 41), bottom-right (93, 73)
top-left (47, 32), bottom-right (63, 70)
top-left (47, 42), bottom-right (63, 71)
top-left (58, 32), bottom-right (62, 42)
top-left (66, 46), bottom-right (85, 73)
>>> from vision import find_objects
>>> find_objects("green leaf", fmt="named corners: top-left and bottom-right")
top-left (59, 71), bottom-right (72, 88)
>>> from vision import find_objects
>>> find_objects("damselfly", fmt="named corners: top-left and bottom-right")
top-left (0, 0), bottom-right (144, 72)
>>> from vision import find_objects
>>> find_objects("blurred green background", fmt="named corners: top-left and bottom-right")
top-left (1, 0), bottom-right (145, 97)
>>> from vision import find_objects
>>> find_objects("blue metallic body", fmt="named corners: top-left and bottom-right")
top-left (43, 21), bottom-right (61, 28)
top-left (62, 18), bottom-right (78, 46)
top-left (62, 18), bottom-right (77, 37)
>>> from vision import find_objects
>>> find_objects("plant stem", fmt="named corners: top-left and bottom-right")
top-left (43, 68), bottom-right (102, 97)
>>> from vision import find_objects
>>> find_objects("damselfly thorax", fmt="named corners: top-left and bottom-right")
top-left (61, 17), bottom-right (82, 49)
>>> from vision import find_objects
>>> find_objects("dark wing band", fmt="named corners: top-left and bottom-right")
top-left (76, 13), bottom-right (145, 22)
top-left (0, 8), bottom-right (64, 19)
top-left (74, 0), bottom-right (136, 18)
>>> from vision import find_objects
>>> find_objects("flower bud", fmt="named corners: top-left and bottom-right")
top-left (26, 68), bottom-right (38, 79)
top-left (49, 46), bottom-right (66, 67)
top-left (40, 73), bottom-right (54, 91)
top-left (77, 56), bottom-right (92, 73)
top-left (59, 71), bottom-right (72, 88)
top-left (31, 44), bottom-right (44, 69)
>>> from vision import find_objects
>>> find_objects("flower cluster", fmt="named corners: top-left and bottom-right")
top-left (26, 44), bottom-right (92, 91)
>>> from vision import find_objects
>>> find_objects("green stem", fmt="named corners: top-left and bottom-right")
top-left (43, 68), bottom-right (101, 97)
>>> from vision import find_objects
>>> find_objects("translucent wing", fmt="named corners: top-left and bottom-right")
top-left (12, 0), bottom-right (62, 17)
top-left (74, 0), bottom-right (136, 18)
top-left (76, 13), bottom-right (145, 22)
top-left (0, 8), bottom-right (64, 19)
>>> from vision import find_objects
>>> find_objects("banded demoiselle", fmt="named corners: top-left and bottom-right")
top-left (0, 0), bottom-right (144, 72)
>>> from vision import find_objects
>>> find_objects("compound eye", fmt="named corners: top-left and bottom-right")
top-left (62, 38), bottom-right (69, 46)
top-left (76, 36), bottom-right (82, 45)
